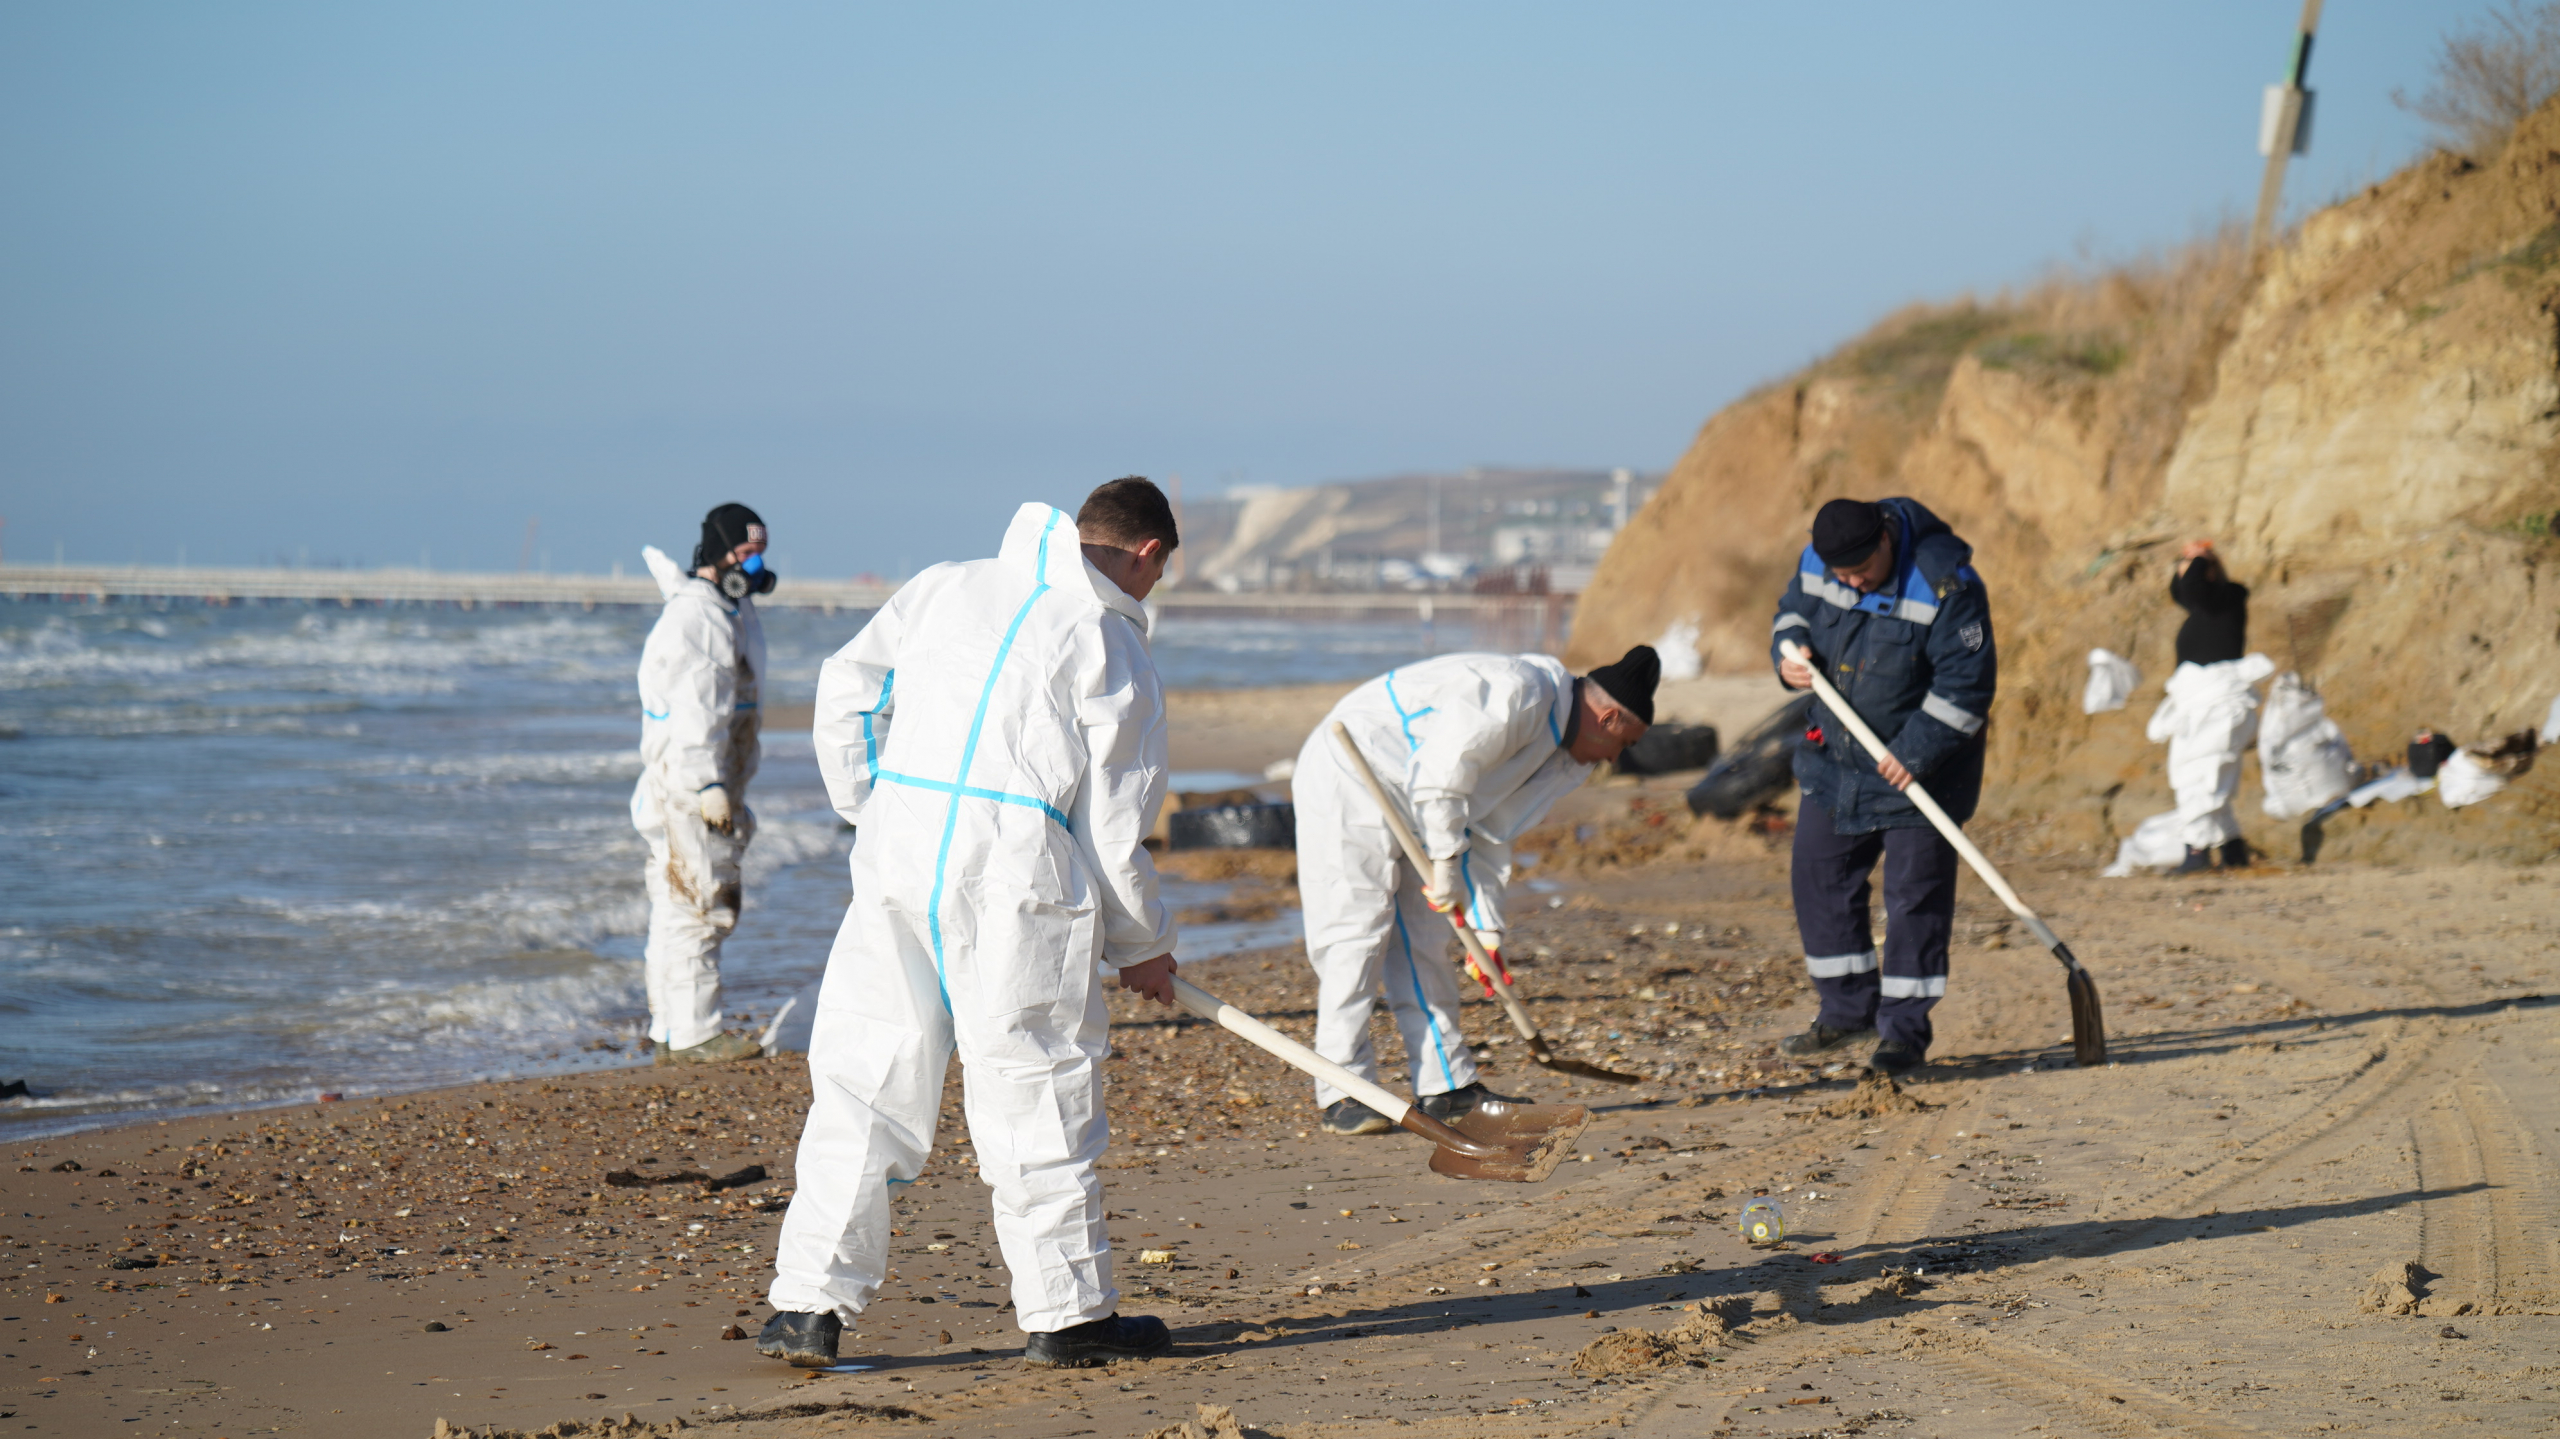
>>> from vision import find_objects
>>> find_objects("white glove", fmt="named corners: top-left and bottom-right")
top-left (699, 785), bottom-right (734, 834)
top-left (1424, 855), bottom-right (1462, 912)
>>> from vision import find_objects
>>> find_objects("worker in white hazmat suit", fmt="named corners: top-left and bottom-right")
top-left (2148, 540), bottom-right (2271, 874)
top-left (1296, 647), bottom-right (1657, 1136)
top-left (632, 502), bottom-right (775, 1065)
top-left (760, 479), bottom-right (1185, 1372)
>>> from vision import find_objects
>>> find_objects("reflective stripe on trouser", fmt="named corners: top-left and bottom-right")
top-left (767, 873), bottom-right (1115, 1333)
top-left (637, 786), bottom-right (751, 1051)
top-left (1293, 725), bottom-right (1480, 1107)
top-left (1789, 795), bottom-right (1958, 1054)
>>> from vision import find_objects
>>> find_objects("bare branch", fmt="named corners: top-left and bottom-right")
top-left (2391, 0), bottom-right (2560, 159)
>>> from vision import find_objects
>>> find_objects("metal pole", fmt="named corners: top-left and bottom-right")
top-left (2248, 0), bottom-right (2324, 254)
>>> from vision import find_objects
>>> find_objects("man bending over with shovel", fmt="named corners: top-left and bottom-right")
top-left (759, 479), bottom-right (1184, 1372)
top-left (1771, 497), bottom-right (1996, 1077)
top-left (1295, 648), bottom-right (1657, 1136)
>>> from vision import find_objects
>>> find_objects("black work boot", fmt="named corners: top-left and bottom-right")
top-left (1320, 1097), bottom-right (1394, 1135)
top-left (1778, 1023), bottom-right (1877, 1060)
top-left (1417, 1081), bottom-right (1518, 1122)
top-left (2170, 846), bottom-right (2213, 876)
top-left (2219, 838), bottom-right (2251, 870)
top-left (1868, 1040), bottom-right (1926, 1076)
top-left (756, 1310), bottom-right (842, 1368)
top-left (1022, 1312), bottom-right (1173, 1368)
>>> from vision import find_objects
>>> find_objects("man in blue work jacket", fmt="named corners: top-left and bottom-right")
top-left (1769, 497), bottom-right (1996, 1075)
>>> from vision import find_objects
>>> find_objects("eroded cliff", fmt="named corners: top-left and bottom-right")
top-left (1573, 98), bottom-right (2560, 862)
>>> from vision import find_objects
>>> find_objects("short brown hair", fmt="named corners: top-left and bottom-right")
top-left (1076, 476), bottom-right (1180, 551)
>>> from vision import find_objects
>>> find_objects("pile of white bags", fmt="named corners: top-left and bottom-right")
top-left (2257, 671), bottom-right (2357, 819)
top-left (2083, 649), bottom-right (2141, 714)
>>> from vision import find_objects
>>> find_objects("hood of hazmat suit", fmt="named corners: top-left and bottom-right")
top-left (771, 503), bottom-right (1174, 1333)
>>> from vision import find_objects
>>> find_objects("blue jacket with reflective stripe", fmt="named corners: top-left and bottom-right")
top-left (1766, 497), bottom-right (1996, 833)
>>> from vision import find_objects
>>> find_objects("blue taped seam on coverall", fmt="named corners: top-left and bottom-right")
top-left (1391, 906), bottom-right (1460, 1090)
top-left (922, 511), bottom-right (1062, 1008)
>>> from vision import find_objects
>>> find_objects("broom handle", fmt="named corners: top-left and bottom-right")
top-left (1328, 723), bottom-right (1550, 1042)
top-left (1778, 642), bottom-right (2076, 968)
top-left (1172, 976), bottom-right (1415, 1123)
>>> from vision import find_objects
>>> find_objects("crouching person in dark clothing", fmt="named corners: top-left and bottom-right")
top-left (1769, 497), bottom-right (1996, 1076)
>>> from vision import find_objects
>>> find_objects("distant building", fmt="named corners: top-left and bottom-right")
top-left (1181, 466), bottom-right (1652, 594)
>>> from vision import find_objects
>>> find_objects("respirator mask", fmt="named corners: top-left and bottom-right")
top-left (719, 552), bottom-right (777, 600)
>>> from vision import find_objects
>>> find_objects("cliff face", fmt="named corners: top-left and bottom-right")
top-left (1573, 99), bottom-right (2560, 861)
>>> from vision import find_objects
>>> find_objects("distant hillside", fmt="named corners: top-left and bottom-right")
top-left (1570, 96), bottom-right (2560, 864)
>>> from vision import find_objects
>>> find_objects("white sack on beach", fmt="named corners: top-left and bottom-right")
top-left (2082, 648), bottom-right (2140, 714)
top-left (2258, 672), bottom-right (2355, 819)
top-left (1654, 617), bottom-right (1704, 683)
top-left (2436, 750), bottom-right (2508, 809)
top-left (758, 980), bottom-right (823, 1054)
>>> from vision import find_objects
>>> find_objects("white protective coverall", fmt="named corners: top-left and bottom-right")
top-left (769, 503), bottom-right (1176, 1333)
top-left (2144, 653), bottom-right (2275, 849)
top-left (631, 573), bottom-right (765, 1051)
top-left (1295, 653), bottom-right (1594, 1107)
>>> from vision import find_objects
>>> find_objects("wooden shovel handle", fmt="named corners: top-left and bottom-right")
top-left (1170, 977), bottom-right (1495, 1156)
top-left (1778, 642), bottom-right (2079, 973)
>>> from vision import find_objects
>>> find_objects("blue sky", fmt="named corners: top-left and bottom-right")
top-left (0, 2), bottom-right (2509, 576)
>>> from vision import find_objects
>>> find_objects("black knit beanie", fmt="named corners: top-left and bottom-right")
top-left (1811, 498), bottom-right (1887, 567)
top-left (1586, 645), bottom-right (1661, 725)
top-left (693, 503), bottom-right (766, 571)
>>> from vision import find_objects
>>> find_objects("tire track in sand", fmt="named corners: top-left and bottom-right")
top-left (2094, 1011), bottom-right (2444, 1224)
top-left (2413, 1058), bottom-right (2560, 1315)
top-left (1921, 1339), bottom-right (2267, 1439)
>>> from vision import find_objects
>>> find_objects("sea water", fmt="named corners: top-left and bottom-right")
top-left (0, 598), bottom-right (1478, 1137)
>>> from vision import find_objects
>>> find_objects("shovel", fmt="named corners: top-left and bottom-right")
top-left (1330, 722), bottom-right (1646, 1086)
top-left (1172, 977), bottom-right (1588, 1182)
top-left (1778, 642), bottom-right (2108, 1066)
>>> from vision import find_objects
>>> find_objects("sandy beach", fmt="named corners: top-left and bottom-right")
top-left (8, 684), bottom-right (2559, 1438)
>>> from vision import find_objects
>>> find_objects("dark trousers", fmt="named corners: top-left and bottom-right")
top-left (1790, 796), bottom-right (1959, 1053)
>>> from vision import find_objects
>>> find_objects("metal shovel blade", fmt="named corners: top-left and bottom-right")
top-left (1408, 1097), bottom-right (1591, 1183)
top-left (2066, 961), bottom-right (2108, 1067)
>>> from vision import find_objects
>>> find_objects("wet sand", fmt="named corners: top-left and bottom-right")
top-left (10, 694), bottom-right (2560, 1437)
